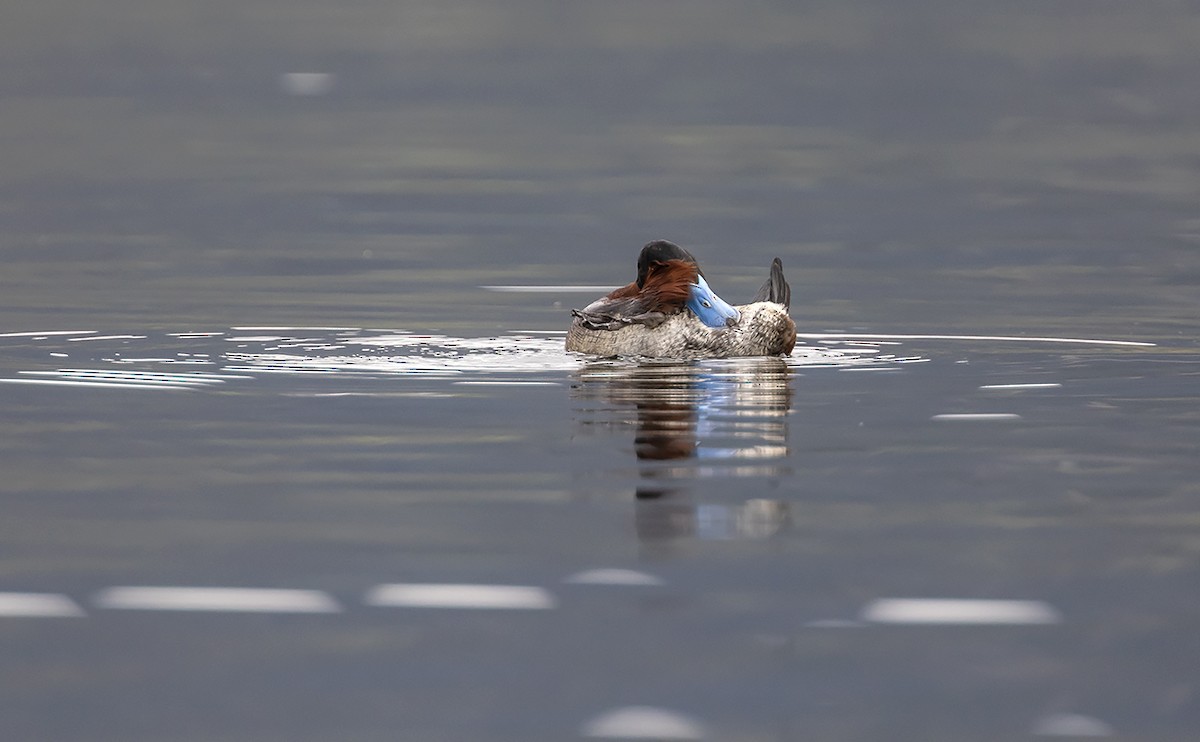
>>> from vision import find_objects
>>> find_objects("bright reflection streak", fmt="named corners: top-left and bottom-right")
top-left (23, 369), bottom-right (240, 383)
top-left (94, 587), bottom-right (341, 613)
top-left (365, 583), bottom-right (557, 610)
top-left (231, 326), bottom-right (357, 331)
top-left (861, 598), bottom-right (1061, 625)
top-left (0, 592), bottom-right (85, 617)
top-left (1032, 712), bottom-right (1115, 737)
top-left (0, 379), bottom-right (193, 391)
top-left (581, 706), bottom-right (706, 740)
top-left (565, 569), bottom-right (665, 586)
top-left (2, 369), bottom-right (242, 391)
top-left (0, 330), bottom-right (96, 338)
top-left (797, 333), bottom-right (1154, 347)
top-left (931, 413), bottom-right (1023, 421)
top-left (279, 72), bottom-right (336, 96)
top-left (452, 381), bottom-right (562, 386)
top-left (482, 285), bottom-right (618, 293)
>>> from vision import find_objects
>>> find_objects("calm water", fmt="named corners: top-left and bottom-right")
top-left (2, 2), bottom-right (1200, 740)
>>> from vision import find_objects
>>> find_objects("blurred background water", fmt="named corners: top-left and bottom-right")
top-left (1, 2), bottom-right (1199, 740)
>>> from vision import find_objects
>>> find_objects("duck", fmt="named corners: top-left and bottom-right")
top-left (566, 240), bottom-right (797, 358)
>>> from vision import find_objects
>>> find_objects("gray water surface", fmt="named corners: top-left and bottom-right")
top-left (2, 329), bottom-right (1197, 740)
top-left (3, 1), bottom-right (1200, 740)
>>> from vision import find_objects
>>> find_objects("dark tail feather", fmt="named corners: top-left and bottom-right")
top-left (751, 258), bottom-right (791, 310)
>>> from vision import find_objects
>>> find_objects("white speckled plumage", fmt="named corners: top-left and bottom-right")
top-left (566, 300), bottom-right (796, 358)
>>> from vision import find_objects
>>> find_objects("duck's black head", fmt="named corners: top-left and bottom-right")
top-left (636, 240), bottom-right (701, 288)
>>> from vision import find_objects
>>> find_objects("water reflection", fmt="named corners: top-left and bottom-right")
top-left (572, 358), bottom-right (793, 542)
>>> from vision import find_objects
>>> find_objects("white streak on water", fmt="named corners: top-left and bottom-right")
top-left (0, 379), bottom-right (193, 391)
top-left (281, 391), bottom-right (457, 398)
top-left (980, 383), bottom-right (1063, 390)
top-left (279, 72), bottom-right (336, 96)
top-left (862, 598), bottom-right (1061, 625)
top-left (1032, 712), bottom-right (1114, 737)
top-left (16, 370), bottom-right (244, 389)
top-left (565, 569), bottom-right (665, 586)
top-left (581, 706), bottom-right (706, 740)
top-left (0, 330), bottom-right (96, 339)
top-left (796, 333), bottom-right (1155, 347)
top-left (482, 285), bottom-right (618, 293)
top-left (231, 326), bottom-right (360, 331)
top-left (94, 587), bottom-right (341, 613)
top-left (932, 413), bottom-right (1023, 421)
top-left (452, 381), bottom-right (562, 386)
top-left (365, 584), bottom-right (557, 610)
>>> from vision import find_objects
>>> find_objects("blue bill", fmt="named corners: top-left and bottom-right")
top-left (687, 275), bottom-right (741, 328)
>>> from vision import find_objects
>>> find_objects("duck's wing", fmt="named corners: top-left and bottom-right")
top-left (751, 258), bottom-right (791, 310)
top-left (571, 286), bottom-right (672, 330)
top-left (572, 260), bottom-right (697, 331)
top-left (571, 305), bottom-right (670, 331)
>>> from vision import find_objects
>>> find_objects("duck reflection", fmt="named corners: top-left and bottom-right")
top-left (572, 358), bottom-right (793, 542)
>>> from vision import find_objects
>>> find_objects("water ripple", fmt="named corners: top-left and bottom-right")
top-left (0, 326), bottom-right (1164, 393)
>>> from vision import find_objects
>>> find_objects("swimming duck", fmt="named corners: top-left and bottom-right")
top-left (566, 240), bottom-right (797, 358)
